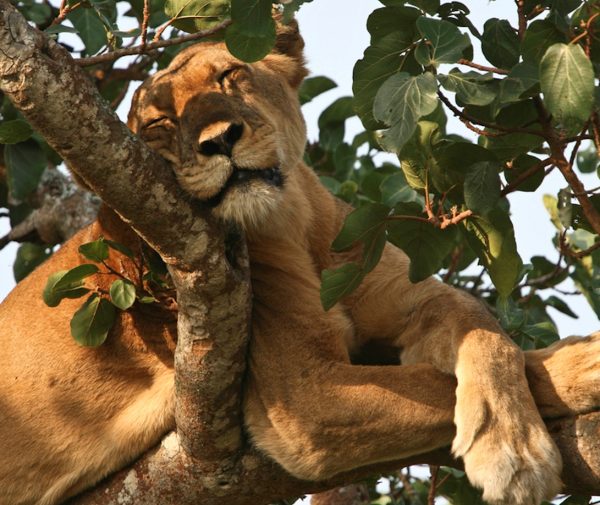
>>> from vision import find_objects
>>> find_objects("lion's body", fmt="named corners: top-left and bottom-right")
top-left (1, 20), bottom-right (599, 505)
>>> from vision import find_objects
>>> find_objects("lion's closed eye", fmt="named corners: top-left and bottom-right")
top-left (143, 116), bottom-right (175, 130)
top-left (217, 65), bottom-right (249, 89)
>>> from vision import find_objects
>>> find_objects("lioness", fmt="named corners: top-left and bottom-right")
top-left (1, 19), bottom-right (599, 505)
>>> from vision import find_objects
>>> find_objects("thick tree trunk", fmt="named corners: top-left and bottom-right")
top-left (0, 3), bottom-right (599, 504)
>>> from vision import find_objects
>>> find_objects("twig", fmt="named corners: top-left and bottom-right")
top-left (437, 90), bottom-right (545, 138)
top-left (442, 247), bottom-right (462, 283)
top-left (501, 158), bottom-right (554, 196)
top-left (591, 112), bottom-right (600, 157)
top-left (110, 80), bottom-right (131, 110)
top-left (524, 249), bottom-right (565, 288)
top-left (153, 15), bottom-right (220, 41)
top-left (516, 0), bottom-right (527, 40)
top-left (51, 0), bottom-right (81, 26)
top-left (0, 232), bottom-right (9, 250)
top-left (458, 58), bottom-right (509, 75)
top-left (534, 97), bottom-right (600, 236)
top-left (568, 122), bottom-right (590, 170)
top-left (76, 19), bottom-right (232, 66)
top-left (428, 465), bottom-right (439, 505)
top-left (440, 209), bottom-right (472, 229)
top-left (101, 260), bottom-right (131, 281)
top-left (560, 234), bottom-right (600, 259)
top-left (386, 215), bottom-right (431, 224)
top-left (140, 0), bottom-right (150, 52)
top-left (562, 134), bottom-right (594, 143)
top-left (470, 268), bottom-right (487, 294)
top-left (397, 471), bottom-right (417, 499)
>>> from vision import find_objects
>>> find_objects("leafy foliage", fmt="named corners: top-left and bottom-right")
top-left (41, 237), bottom-right (169, 346)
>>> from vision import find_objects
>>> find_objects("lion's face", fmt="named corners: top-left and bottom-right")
top-left (128, 26), bottom-right (308, 230)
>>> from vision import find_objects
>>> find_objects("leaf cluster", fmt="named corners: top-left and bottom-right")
top-left (41, 237), bottom-right (169, 346)
top-left (315, 0), bottom-right (600, 353)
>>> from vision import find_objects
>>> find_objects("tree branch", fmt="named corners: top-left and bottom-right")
top-left (75, 20), bottom-right (232, 67)
top-left (533, 97), bottom-right (600, 236)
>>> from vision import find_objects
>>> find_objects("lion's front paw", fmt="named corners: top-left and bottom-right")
top-left (452, 384), bottom-right (562, 505)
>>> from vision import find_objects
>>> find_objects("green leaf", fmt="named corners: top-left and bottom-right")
top-left (540, 43), bottom-right (595, 131)
top-left (380, 172), bottom-right (420, 206)
top-left (466, 209), bottom-right (522, 297)
top-left (481, 19), bottom-right (520, 69)
top-left (373, 72), bottom-right (438, 153)
top-left (320, 175), bottom-right (341, 195)
top-left (504, 154), bottom-right (544, 192)
top-left (521, 20), bottom-right (565, 63)
top-left (21, 1), bottom-right (52, 25)
top-left (463, 161), bottom-right (501, 216)
top-left (129, 0), bottom-right (169, 27)
top-left (299, 76), bottom-right (337, 105)
top-left (333, 203), bottom-right (390, 274)
top-left (13, 243), bottom-right (51, 282)
top-left (558, 496), bottom-right (593, 505)
top-left (104, 239), bottom-right (135, 258)
top-left (481, 131), bottom-right (543, 161)
top-left (44, 24), bottom-right (79, 34)
top-left (557, 188), bottom-right (573, 228)
top-left (387, 209), bottom-right (457, 282)
top-left (78, 238), bottom-right (109, 262)
top-left (70, 294), bottom-right (117, 347)
top-left (0, 120), bottom-right (33, 144)
top-left (415, 16), bottom-right (471, 67)
top-left (225, 0), bottom-right (275, 62)
top-left (164, 0), bottom-right (230, 33)
top-left (496, 296), bottom-right (525, 332)
top-left (353, 7), bottom-right (421, 129)
top-left (320, 263), bottom-right (365, 311)
top-left (4, 140), bottom-right (46, 201)
top-left (138, 295), bottom-right (157, 304)
top-left (109, 279), bottom-right (136, 310)
top-left (68, 7), bottom-right (107, 56)
top-left (543, 194), bottom-right (563, 230)
top-left (432, 141), bottom-right (497, 195)
top-left (318, 97), bottom-right (355, 151)
top-left (498, 61), bottom-right (540, 105)
top-left (521, 322), bottom-right (560, 348)
top-left (225, 22), bottom-right (275, 63)
top-left (42, 264), bottom-right (99, 307)
top-left (332, 203), bottom-right (390, 251)
top-left (437, 69), bottom-right (496, 106)
top-left (545, 295), bottom-right (578, 318)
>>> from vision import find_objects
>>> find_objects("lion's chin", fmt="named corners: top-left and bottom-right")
top-left (213, 181), bottom-right (284, 230)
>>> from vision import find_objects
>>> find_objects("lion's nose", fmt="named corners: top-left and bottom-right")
top-left (197, 122), bottom-right (243, 157)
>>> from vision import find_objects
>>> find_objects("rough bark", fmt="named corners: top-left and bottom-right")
top-left (311, 484), bottom-right (370, 505)
top-left (6, 167), bottom-right (101, 245)
top-left (0, 2), bottom-right (599, 504)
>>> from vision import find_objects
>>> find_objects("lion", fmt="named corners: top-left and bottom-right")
top-left (0, 19), bottom-right (599, 505)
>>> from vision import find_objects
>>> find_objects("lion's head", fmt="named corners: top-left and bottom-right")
top-left (128, 21), bottom-right (309, 231)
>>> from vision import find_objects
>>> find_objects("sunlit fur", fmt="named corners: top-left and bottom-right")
top-left (1, 19), bottom-right (599, 505)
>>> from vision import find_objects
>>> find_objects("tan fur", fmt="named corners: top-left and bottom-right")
top-left (1, 21), bottom-right (599, 505)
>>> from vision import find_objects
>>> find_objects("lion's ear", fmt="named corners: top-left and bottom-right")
top-left (270, 18), bottom-right (308, 89)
